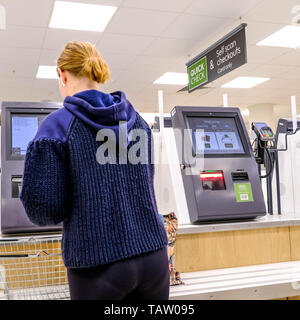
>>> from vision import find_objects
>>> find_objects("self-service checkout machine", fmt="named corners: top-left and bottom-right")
top-left (154, 106), bottom-right (266, 224)
top-left (1, 102), bottom-right (63, 235)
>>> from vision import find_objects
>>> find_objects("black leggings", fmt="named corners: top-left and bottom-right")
top-left (67, 247), bottom-right (170, 300)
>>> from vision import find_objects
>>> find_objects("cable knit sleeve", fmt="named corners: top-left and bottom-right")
top-left (20, 139), bottom-right (69, 226)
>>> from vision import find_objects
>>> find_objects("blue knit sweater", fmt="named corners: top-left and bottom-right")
top-left (20, 90), bottom-right (168, 268)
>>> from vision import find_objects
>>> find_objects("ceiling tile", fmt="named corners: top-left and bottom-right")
top-left (251, 77), bottom-right (300, 91)
top-left (43, 28), bottom-right (102, 50)
top-left (267, 50), bottom-right (300, 67)
top-left (131, 55), bottom-right (183, 71)
top-left (39, 49), bottom-right (61, 65)
top-left (246, 64), bottom-right (295, 78)
top-left (1, 0), bottom-right (122, 28)
top-left (185, 0), bottom-right (263, 18)
top-left (112, 75), bottom-right (149, 91)
top-left (244, 0), bottom-right (300, 24)
top-left (142, 37), bottom-right (195, 59)
top-left (122, 0), bottom-right (194, 13)
top-left (105, 8), bottom-right (178, 36)
top-left (31, 78), bottom-right (62, 102)
top-left (2, 0), bottom-right (54, 27)
top-left (281, 66), bottom-right (300, 79)
top-left (32, 78), bottom-right (59, 90)
top-left (0, 47), bottom-right (41, 64)
top-left (0, 25), bottom-right (46, 48)
top-left (97, 34), bottom-right (155, 55)
top-left (124, 55), bottom-right (188, 87)
top-left (0, 60), bottom-right (38, 78)
top-left (246, 45), bottom-right (290, 64)
top-left (161, 14), bottom-right (232, 39)
top-left (101, 52), bottom-right (137, 69)
top-left (0, 76), bottom-right (34, 101)
top-left (246, 21), bottom-right (286, 45)
top-left (124, 68), bottom-right (164, 85)
top-left (0, 77), bottom-right (33, 89)
top-left (0, 90), bottom-right (33, 101)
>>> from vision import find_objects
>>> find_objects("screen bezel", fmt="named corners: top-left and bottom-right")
top-left (6, 108), bottom-right (53, 161)
top-left (183, 111), bottom-right (251, 158)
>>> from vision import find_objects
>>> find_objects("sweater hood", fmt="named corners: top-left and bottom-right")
top-left (64, 90), bottom-right (136, 144)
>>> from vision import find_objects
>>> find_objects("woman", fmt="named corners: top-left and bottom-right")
top-left (20, 41), bottom-right (169, 300)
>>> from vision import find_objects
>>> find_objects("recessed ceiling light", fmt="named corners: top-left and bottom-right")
top-left (154, 72), bottom-right (188, 85)
top-left (36, 66), bottom-right (58, 79)
top-left (49, 1), bottom-right (117, 32)
top-left (256, 25), bottom-right (300, 48)
top-left (221, 77), bottom-right (270, 89)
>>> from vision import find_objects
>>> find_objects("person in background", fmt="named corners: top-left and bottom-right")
top-left (20, 41), bottom-right (169, 300)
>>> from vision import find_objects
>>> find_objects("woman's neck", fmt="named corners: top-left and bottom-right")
top-left (67, 76), bottom-right (101, 97)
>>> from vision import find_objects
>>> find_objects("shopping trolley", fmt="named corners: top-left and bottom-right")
top-left (0, 235), bottom-right (70, 300)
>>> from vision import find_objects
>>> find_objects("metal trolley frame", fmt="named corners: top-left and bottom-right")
top-left (0, 235), bottom-right (70, 300)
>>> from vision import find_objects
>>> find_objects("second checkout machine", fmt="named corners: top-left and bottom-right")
top-left (1, 102), bottom-right (62, 235)
top-left (154, 106), bottom-right (267, 224)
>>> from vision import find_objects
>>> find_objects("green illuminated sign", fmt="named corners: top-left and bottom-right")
top-left (187, 56), bottom-right (208, 92)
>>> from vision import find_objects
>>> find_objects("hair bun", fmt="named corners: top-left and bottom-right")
top-left (83, 55), bottom-right (110, 84)
top-left (57, 41), bottom-right (111, 84)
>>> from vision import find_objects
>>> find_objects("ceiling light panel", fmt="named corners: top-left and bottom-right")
top-left (221, 77), bottom-right (270, 88)
top-left (256, 25), bottom-right (300, 48)
top-left (36, 66), bottom-right (58, 79)
top-left (154, 72), bottom-right (188, 85)
top-left (49, 1), bottom-right (118, 32)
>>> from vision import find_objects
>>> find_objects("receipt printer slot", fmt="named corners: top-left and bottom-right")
top-left (12, 176), bottom-right (23, 198)
top-left (231, 171), bottom-right (249, 181)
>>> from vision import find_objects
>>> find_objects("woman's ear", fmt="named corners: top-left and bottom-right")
top-left (57, 68), bottom-right (67, 86)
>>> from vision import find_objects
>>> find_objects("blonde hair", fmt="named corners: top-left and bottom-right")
top-left (57, 41), bottom-right (111, 84)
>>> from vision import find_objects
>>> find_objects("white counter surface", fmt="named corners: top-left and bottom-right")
top-left (178, 214), bottom-right (300, 235)
top-left (1, 214), bottom-right (300, 240)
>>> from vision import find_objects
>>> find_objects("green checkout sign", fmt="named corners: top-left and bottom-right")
top-left (234, 183), bottom-right (253, 203)
top-left (187, 56), bottom-right (208, 91)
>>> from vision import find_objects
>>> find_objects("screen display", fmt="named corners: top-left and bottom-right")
top-left (11, 114), bottom-right (48, 156)
top-left (187, 117), bottom-right (245, 155)
top-left (254, 122), bottom-right (268, 130)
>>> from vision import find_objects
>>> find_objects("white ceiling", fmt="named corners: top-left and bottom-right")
top-left (0, 0), bottom-right (300, 114)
